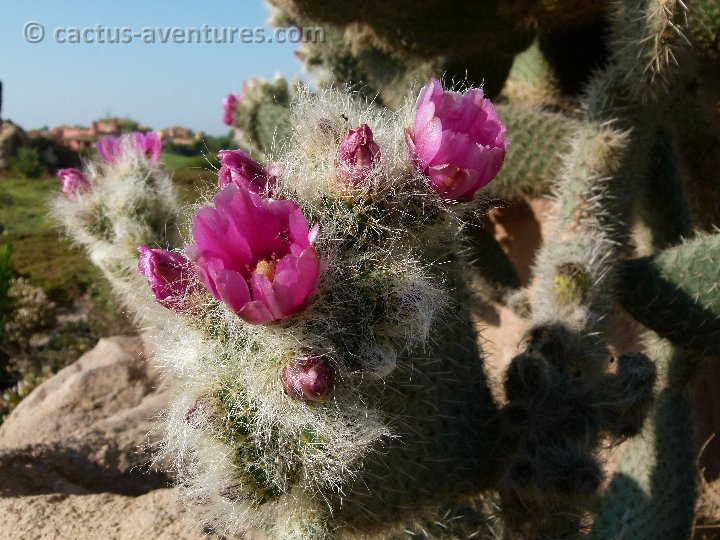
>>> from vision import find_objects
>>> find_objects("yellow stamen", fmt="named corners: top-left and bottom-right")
top-left (255, 259), bottom-right (276, 281)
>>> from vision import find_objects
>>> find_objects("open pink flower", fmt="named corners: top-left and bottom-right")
top-left (217, 149), bottom-right (278, 195)
top-left (223, 93), bottom-right (239, 126)
top-left (137, 247), bottom-right (195, 310)
top-left (96, 132), bottom-right (162, 164)
top-left (188, 184), bottom-right (320, 324)
top-left (337, 124), bottom-right (381, 185)
top-left (57, 168), bottom-right (90, 198)
top-left (406, 78), bottom-right (509, 201)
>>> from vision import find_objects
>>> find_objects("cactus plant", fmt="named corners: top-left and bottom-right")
top-left (55, 84), bottom-right (515, 537)
top-left (48, 0), bottom-right (720, 537)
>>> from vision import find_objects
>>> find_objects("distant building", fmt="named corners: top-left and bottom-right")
top-left (158, 126), bottom-right (195, 146)
top-left (51, 117), bottom-right (152, 153)
top-left (92, 117), bottom-right (144, 136)
top-left (52, 125), bottom-right (96, 152)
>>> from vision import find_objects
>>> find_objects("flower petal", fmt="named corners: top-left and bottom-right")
top-left (238, 300), bottom-right (276, 324)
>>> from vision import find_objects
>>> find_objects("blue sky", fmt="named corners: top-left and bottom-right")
top-left (0, 1), bottom-right (307, 135)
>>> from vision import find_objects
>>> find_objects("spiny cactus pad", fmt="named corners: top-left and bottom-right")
top-left (617, 233), bottom-right (720, 355)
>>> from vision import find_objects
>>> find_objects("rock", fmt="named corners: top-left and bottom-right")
top-left (0, 120), bottom-right (30, 169)
top-left (0, 335), bottom-right (207, 538)
top-left (0, 488), bottom-right (203, 540)
top-left (0, 336), bottom-right (163, 455)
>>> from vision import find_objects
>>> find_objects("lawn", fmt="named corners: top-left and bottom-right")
top-left (0, 177), bottom-right (58, 235)
top-left (161, 152), bottom-right (219, 203)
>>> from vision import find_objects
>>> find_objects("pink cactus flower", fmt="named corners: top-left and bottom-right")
top-left (280, 356), bottom-right (334, 402)
top-left (96, 132), bottom-right (162, 164)
top-left (137, 247), bottom-right (195, 310)
top-left (96, 135), bottom-right (121, 163)
top-left (405, 78), bottom-right (509, 201)
top-left (223, 93), bottom-right (239, 126)
top-left (57, 168), bottom-right (90, 198)
top-left (188, 184), bottom-right (320, 324)
top-left (217, 149), bottom-right (278, 195)
top-left (337, 124), bottom-right (381, 185)
top-left (131, 131), bottom-right (162, 162)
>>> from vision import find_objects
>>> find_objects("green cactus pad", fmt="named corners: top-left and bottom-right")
top-left (617, 233), bottom-right (720, 355)
top-left (487, 106), bottom-right (580, 199)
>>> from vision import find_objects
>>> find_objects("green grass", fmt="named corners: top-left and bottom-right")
top-left (161, 152), bottom-right (218, 203)
top-left (161, 152), bottom-right (213, 170)
top-left (0, 177), bottom-right (58, 235)
top-left (0, 175), bottom-right (99, 305)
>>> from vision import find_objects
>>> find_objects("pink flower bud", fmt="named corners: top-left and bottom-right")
top-left (137, 247), bottom-right (194, 310)
top-left (223, 93), bottom-right (239, 126)
top-left (406, 78), bottom-right (509, 201)
top-left (57, 168), bottom-right (90, 198)
top-left (217, 149), bottom-right (277, 195)
top-left (337, 124), bottom-right (381, 185)
top-left (280, 356), bottom-right (334, 402)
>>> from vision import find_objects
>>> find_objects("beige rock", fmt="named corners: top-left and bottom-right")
top-left (0, 335), bottom-right (169, 473)
top-left (0, 336), bottom-right (205, 539)
top-left (0, 121), bottom-right (30, 169)
top-left (0, 488), bottom-right (202, 540)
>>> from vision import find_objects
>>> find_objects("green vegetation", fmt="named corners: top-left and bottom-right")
top-left (0, 177), bottom-right (57, 234)
top-left (160, 151), bottom-right (218, 203)
top-left (0, 243), bottom-right (11, 315)
top-left (0, 176), bottom-right (99, 303)
top-left (9, 147), bottom-right (44, 179)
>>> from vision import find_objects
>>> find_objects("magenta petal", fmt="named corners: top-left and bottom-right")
top-left (223, 93), bottom-right (239, 126)
top-left (416, 78), bottom-right (443, 110)
top-left (219, 189), bottom-right (289, 261)
top-left (412, 116), bottom-right (443, 167)
top-left (249, 272), bottom-right (285, 320)
top-left (441, 168), bottom-right (481, 201)
top-left (272, 248), bottom-right (320, 314)
top-left (287, 206), bottom-right (312, 250)
top-left (432, 130), bottom-right (471, 168)
top-left (96, 136), bottom-right (119, 163)
top-left (137, 247), bottom-right (194, 310)
top-left (193, 206), bottom-right (243, 269)
top-left (57, 168), bottom-right (90, 197)
top-left (238, 301), bottom-right (276, 324)
top-left (213, 268), bottom-right (251, 313)
top-left (408, 78), bottom-right (509, 201)
top-left (308, 223), bottom-right (320, 244)
top-left (217, 149), bottom-right (274, 194)
top-left (405, 128), bottom-right (417, 157)
top-left (413, 99), bottom-right (437, 141)
top-left (472, 146), bottom-right (506, 190)
top-left (144, 132), bottom-right (163, 161)
top-left (195, 258), bottom-right (220, 298)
